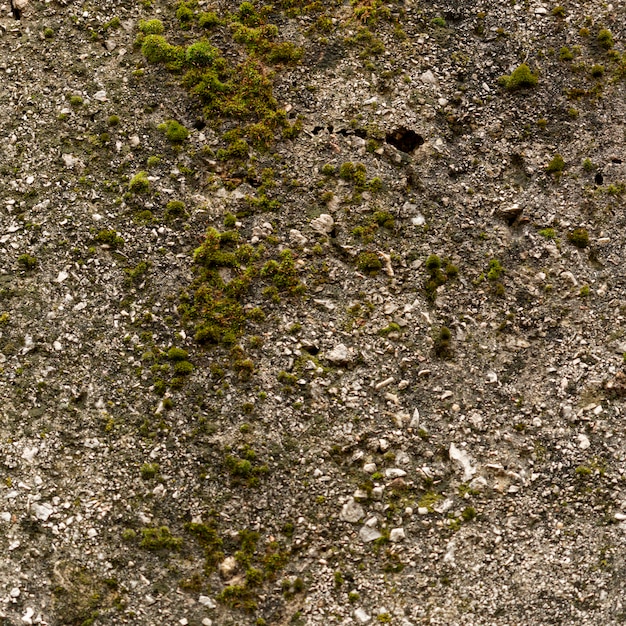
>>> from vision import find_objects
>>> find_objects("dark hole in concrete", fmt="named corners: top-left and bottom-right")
top-left (385, 127), bottom-right (424, 153)
top-left (10, 1), bottom-right (21, 19)
top-left (611, 158), bottom-right (622, 164)
top-left (353, 128), bottom-right (367, 139)
top-left (595, 172), bottom-right (604, 185)
top-left (192, 119), bottom-right (206, 130)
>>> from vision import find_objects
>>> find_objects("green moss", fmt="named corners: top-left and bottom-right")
top-left (590, 64), bottom-right (604, 77)
top-left (265, 41), bottom-right (303, 65)
top-left (538, 228), bottom-right (556, 239)
top-left (140, 526), bottom-right (183, 551)
top-left (17, 254), bottom-right (38, 271)
top-left (372, 210), bottom-right (394, 229)
top-left (95, 230), bottom-right (124, 249)
top-left (174, 360), bottom-right (194, 376)
top-left (164, 200), bottom-right (187, 221)
top-left (199, 11), bottom-right (220, 28)
top-left (140, 462), bottom-right (159, 479)
top-left (568, 228), bottom-right (589, 248)
top-left (433, 326), bottom-right (452, 358)
top-left (500, 63), bottom-right (538, 91)
top-left (158, 119), bottom-right (189, 143)
top-left (129, 171), bottom-right (150, 193)
top-left (461, 506), bottom-right (477, 521)
top-left (418, 491), bottom-right (442, 511)
top-left (356, 251), bottom-right (382, 274)
top-left (138, 19), bottom-right (164, 34)
top-left (430, 17), bottom-right (446, 27)
top-left (176, 2), bottom-right (195, 28)
top-left (166, 347), bottom-right (188, 361)
top-left (597, 28), bottom-right (614, 49)
top-left (217, 138), bottom-right (249, 161)
top-left (546, 154), bottom-right (565, 175)
top-left (351, 0), bottom-right (391, 25)
top-left (217, 584), bottom-right (257, 611)
top-left (141, 35), bottom-right (184, 67)
top-left (124, 261), bottom-right (150, 286)
top-left (487, 259), bottom-right (503, 281)
top-left (378, 322), bottom-right (401, 336)
top-left (186, 40), bottom-right (220, 67)
top-left (425, 254), bottom-right (441, 272)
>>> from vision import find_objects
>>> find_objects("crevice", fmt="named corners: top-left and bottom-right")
top-left (385, 127), bottom-right (424, 153)
top-left (10, 0), bottom-right (21, 19)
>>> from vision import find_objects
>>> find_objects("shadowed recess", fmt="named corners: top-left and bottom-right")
top-left (385, 127), bottom-right (424, 153)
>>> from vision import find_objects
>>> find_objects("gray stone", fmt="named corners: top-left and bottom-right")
top-left (359, 525), bottom-right (382, 542)
top-left (340, 498), bottom-right (364, 523)
top-left (326, 343), bottom-right (351, 365)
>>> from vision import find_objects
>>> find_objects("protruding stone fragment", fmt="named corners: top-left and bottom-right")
top-left (311, 213), bottom-right (334, 234)
top-left (340, 498), bottom-right (364, 523)
top-left (326, 343), bottom-right (352, 365)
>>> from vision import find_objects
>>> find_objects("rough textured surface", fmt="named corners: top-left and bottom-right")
top-left (1, 0), bottom-right (626, 624)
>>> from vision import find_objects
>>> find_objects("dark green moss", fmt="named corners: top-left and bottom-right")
top-left (140, 526), bottom-right (183, 551)
top-left (500, 63), bottom-right (538, 91)
top-left (356, 251), bottom-right (382, 274)
top-left (568, 228), bottom-right (589, 248)
top-left (17, 254), bottom-right (38, 271)
top-left (597, 28), bottom-right (614, 49)
top-left (158, 119), bottom-right (189, 143)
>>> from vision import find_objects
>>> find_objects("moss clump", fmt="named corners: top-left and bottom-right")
top-left (356, 251), bottom-right (382, 275)
top-left (217, 584), bottom-right (257, 612)
top-left (199, 11), bottom-right (220, 28)
top-left (129, 171), bottom-right (150, 193)
top-left (590, 64), bottom-right (604, 77)
top-left (433, 326), bottom-right (452, 358)
top-left (378, 322), bottom-right (402, 337)
top-left (538, 228), bottom-right (556, 239)
top-left (499, 63), bottom-right (538, 91)
top-left (597, 28), bottom-right (614, 49)
top-left (173, 360), bottom-right (194, 376)
top-left (124, 261), bottom-right (150, 286)
top-left (217, 138), bottom-right (249, 161)
top-left (141, 35), bottom-right (184, 67)
top-left (372, 211), bottom-right (394, 229)
top-left (185, 521), bottom-right (224, 571)
top-left (140, 526), bottom-right (183, 551)
top-left (17, 254), bottom-right (38, 271)
top-left (158, 119), bottom-right (189, 143)
top-left (486, 259), bottom-right (503, 281)
top-left (140, 462), bottom-right (159, 479)
top-left (138, 19), bottom-right (164, 34)
top-left (95, 230), bottom-right (124, 249)
top-left (190, 228), bottom-right (302, 347)
top-left (568, 228), bottom-right (589, 248)
top-left (166, 346), bottom-right (188, 361)
top-left (176, 2), bottom-right (195, 28)
top-left (185, 40), bottom-right (220, 67)
top-left (165, 200), bottom-right (187, 220)
top-left (546, 154), bottom-right (565, 175)
top-left (424, 254), bottom-right (457, 301)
